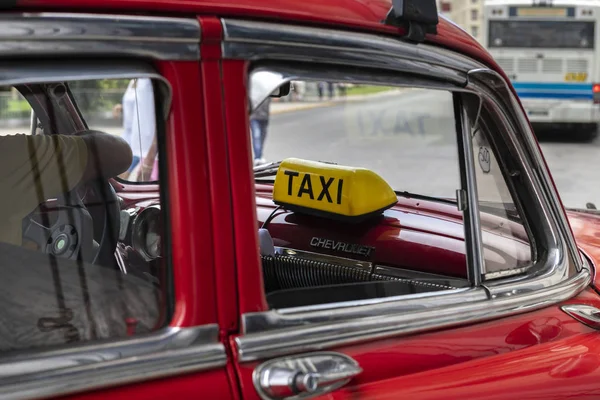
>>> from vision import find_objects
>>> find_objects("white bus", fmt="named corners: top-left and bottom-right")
top-left (483, 0), bottom-right (600, 140)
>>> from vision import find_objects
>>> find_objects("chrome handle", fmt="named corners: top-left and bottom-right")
top-left (259, 367), bottom-right (318, 398)
top-left (253, 352), bottom-right (362, 400)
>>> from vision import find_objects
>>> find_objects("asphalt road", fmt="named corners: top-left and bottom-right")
top-left (262, 89), bottom-right (600, 209)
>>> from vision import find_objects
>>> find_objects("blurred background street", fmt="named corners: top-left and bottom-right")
top-left (263, 87), bottom-right (600, 209)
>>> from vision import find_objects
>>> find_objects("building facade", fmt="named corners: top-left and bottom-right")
top-left (438, 0), bottom-right (484, 44)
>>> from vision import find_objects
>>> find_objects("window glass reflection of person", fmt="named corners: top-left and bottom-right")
top-left (0, 131), bottom-right (132, 247)
top-left (250, 98), bottom-right (271, 166)
top-left (0, 92), bottom-right (156, 352)
top-left (0, 129), bottom-right (154, 353)
top-left (114, 78), bottom-right (156, 180)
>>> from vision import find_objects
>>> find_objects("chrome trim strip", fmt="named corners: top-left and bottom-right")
top-left (457, 96), bottom-right (484, 287)
top-left (221, 19), bottom-right (485, 85)
top-left (274, 246), bottom-right (373, 273)
top-left (247, 63), bottom-right (467, 112)
top-left (243, 287), bottom-right (488, 334)
top-left (465, 69), bottom-right (582, 298)
top-left (222, 19), bottom-right (483, 71)
top-left (0, 325), bottom-right (226, 399)
top-left (237, 269), bottom-right (590, 361)
top-left (0, 13), bottom-right (200, 60)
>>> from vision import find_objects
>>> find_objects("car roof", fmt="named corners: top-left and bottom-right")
top-left (16, 0), bottom-right (507, 78)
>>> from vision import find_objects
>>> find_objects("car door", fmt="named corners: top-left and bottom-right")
top-left (217, 18), bottom-right (600, 400)
top-left (0, 12), bottom-right (234, 399)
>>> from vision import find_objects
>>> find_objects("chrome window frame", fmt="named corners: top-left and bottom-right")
top-left (221, 18), bottom-right (590, 362)
top-left (0, 13), bottom-right (228, 400)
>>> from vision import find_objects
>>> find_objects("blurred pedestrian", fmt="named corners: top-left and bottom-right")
top-left (317, 82), bottom-right (325, 101)
top-left (113, 78), bottom-right (156, 181)
top-left (328, 82), bottom-right (335, 99)
top-left (250, 98), bottom-right (271, 166)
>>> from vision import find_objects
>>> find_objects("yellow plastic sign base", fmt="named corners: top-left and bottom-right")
top-left (272, 158), bottom-right (397, 222)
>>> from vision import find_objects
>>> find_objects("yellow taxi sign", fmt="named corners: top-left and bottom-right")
top-left (273, 158), bottom-right (397, 222)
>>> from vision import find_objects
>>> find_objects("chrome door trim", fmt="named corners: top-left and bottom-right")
top-left (465, 69), bottom-right (584, 297)
top-left (471, 69), bottom-right (584, 274)
top-left (561, 303), bottom-right (600, 330)
top-left (221, 19), bottom-right (485, 87)
top-left (0, 13), bottom-right (200, 60)
top-left (0, 325), bottom-right (226, 399)
top-left (243, 287), bottom-right (488, 334)
top-left (456, 95), bottom-right (484, 287)
top-left (253, 351), bottom-right (362, 400)
top-left (237, 269), bottom-right (590, 361)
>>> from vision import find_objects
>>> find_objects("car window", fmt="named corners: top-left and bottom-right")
top-left (0, 86), bottom-right (36, 135)
top-left (70, 78), bottom-right (158, 183)
top-left (0, 77), bottom-right (169, 353)
top-left (471, 123), bottom-right (533, 277)
top-left (251, 77), bottom-right (470, 310)
top-left (250, 75), bottom-right (535, 309)
top-left (255, 83), bottom-right (460, 199)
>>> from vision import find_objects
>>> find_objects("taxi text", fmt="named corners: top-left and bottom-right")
top-left (284, 170), bottom-right (343, 204)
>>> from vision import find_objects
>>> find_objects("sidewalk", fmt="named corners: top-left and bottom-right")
top-left (270, 88), bottom-right (410, 115)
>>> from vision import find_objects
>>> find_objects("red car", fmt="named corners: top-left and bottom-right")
top-left (1, 0), bottom-right (600, 399)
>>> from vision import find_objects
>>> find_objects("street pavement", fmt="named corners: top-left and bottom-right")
top-left (264, 89), bottom-right (600, 209)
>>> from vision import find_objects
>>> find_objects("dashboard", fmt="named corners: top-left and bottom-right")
top-left (116, 200), bottom-right (163, 279)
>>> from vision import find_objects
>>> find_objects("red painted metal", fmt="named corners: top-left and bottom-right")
top-left (57, 369), bottom-right (233, 400)
top-left (332, 331), bottom-right (600, 400)
top-left (9, 2), bottom-right (600, 399)
top-left (15, 0), bottom-right (507, 80)
top-left (157, 60), bottom-right (217, 327)
top-left (233, 289), bottom-right (600, 400)
top-left (256, 184), bottom-right (530, 278)
top-left (567, 210), bottom-right (600, 285)
top-left (222, 59), bottom-right (269, 314)
top-left (198, 15), bottom-right (240, 335)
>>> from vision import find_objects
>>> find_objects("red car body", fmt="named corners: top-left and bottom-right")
top-left (4, 0), bottom-right (600, 399)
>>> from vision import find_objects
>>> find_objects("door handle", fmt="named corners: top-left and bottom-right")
top-left (253, 351), bottom-right (362, 400)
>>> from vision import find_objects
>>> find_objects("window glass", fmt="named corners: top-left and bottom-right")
top-left (471, 9), bottom-right (479, 20)
top-left (254, 82), bottom-right (460, 199)
top-left (471, 124), bottom-right (533, 276)
top-left (488, 20), bottom-right (595, 49)
top-left (71, 79), bottom-right (158, 183)
top-left (0, 77), bottom-right (168, 352)
top-left (251, 76), bottom-right (471, 309)
top-left (0, 87), bottom-right (35, 135)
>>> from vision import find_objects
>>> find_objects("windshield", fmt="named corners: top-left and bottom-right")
top-left (489, 20), bottom-right (595, 49)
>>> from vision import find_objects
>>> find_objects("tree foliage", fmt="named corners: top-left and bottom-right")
top-left (69, 79), bottom-right (131, 113)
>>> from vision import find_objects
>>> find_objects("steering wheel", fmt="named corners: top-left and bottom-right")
top-left (22, 178), bottom-right (120, 265)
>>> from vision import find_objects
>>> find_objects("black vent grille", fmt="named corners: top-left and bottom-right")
top-left (262, 254), bottom-right (373, 292)
top-left (262, 254), bottom-right (459, 294)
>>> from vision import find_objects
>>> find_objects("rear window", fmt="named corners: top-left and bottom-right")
top-left (488, 20), bottom-right (595, 49)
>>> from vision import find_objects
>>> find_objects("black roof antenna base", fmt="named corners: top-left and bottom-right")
top-left (383, 8), bottom-right (437, 43)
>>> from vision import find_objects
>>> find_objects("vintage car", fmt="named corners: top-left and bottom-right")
top-left (1, 0), bottom-right (600, 399)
